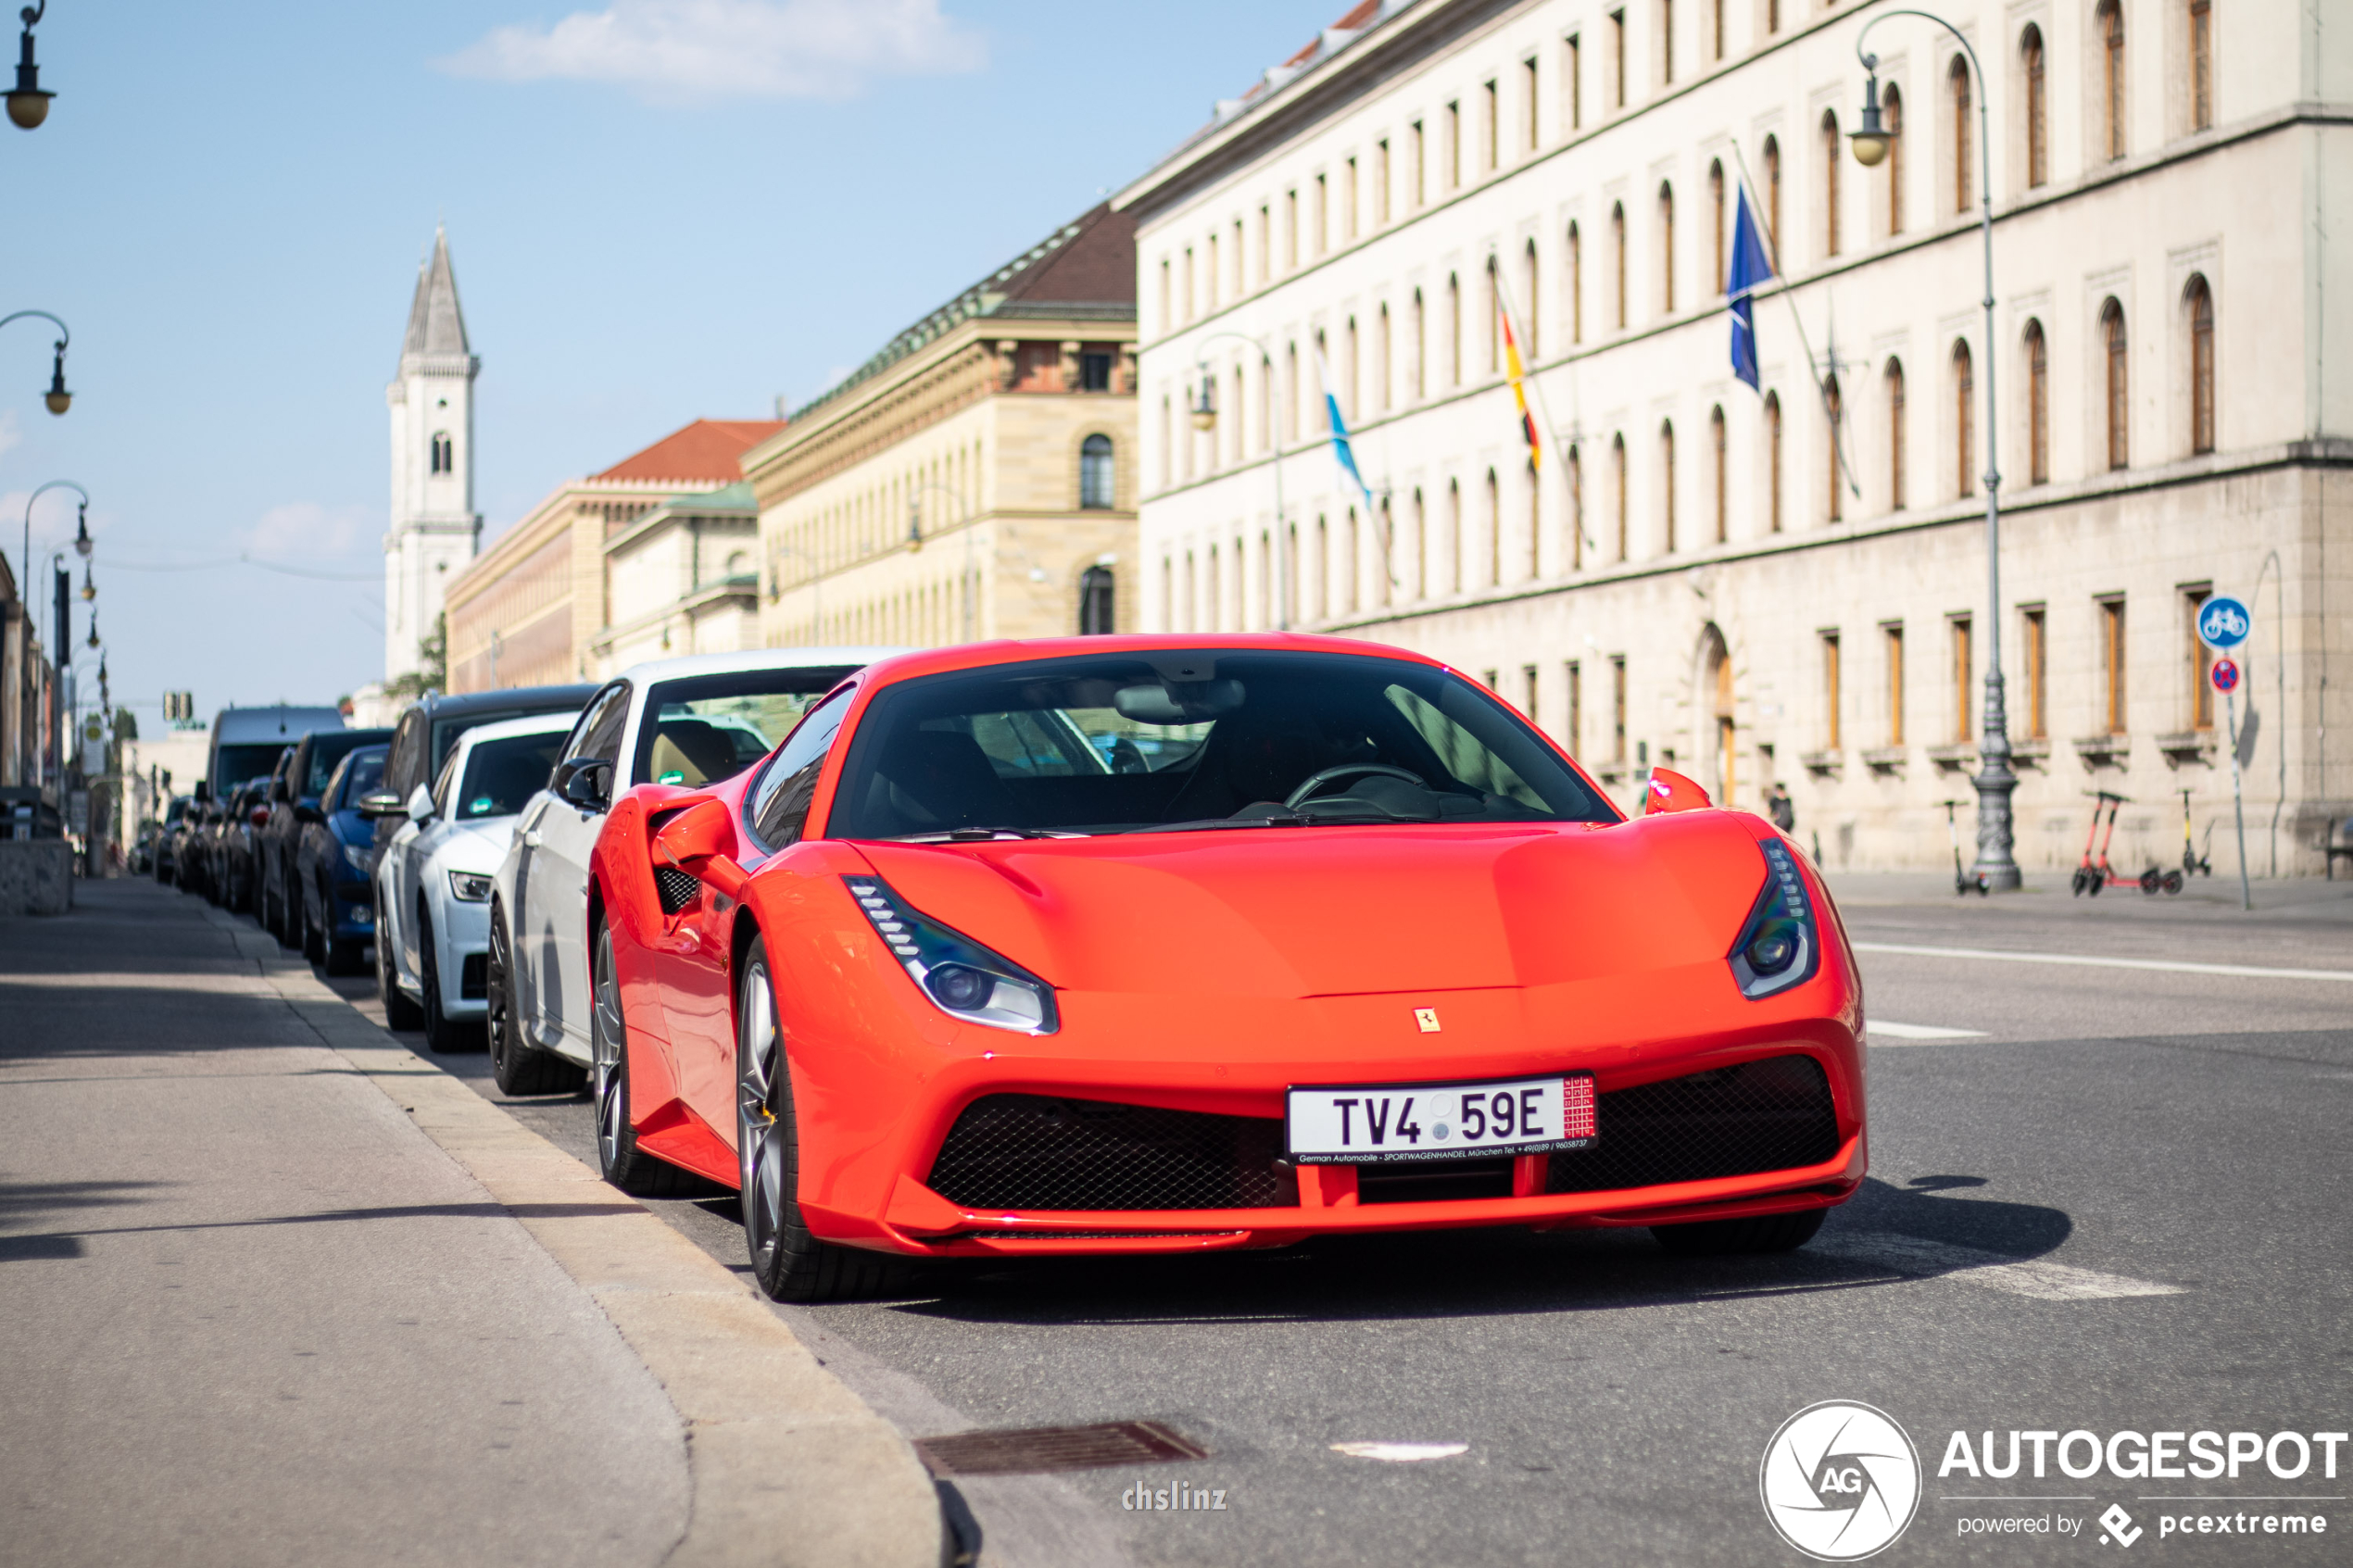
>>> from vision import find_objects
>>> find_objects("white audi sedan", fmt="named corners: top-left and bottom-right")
top-left (375, 711), bottom-right (577, 1053)
top-left (485, 647), bottom-right (905, 1097)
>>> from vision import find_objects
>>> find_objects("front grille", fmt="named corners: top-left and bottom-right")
top-left (655, 866), bottom-right (701, 914)
top-left (1358, 1156), bottom-right (1516, 1205)
top-left (459, 953), bottom-right (488, 1000)
top-left (1547, 1054), bottom-right (1840, 1195)
top-left (927, 1095), bottom-right (1300, 1211)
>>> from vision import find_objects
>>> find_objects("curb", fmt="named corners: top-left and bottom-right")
top-left (208, 909), bottom-right (948, 1568)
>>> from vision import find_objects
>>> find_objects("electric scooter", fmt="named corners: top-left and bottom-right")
top-left (1941, 800), bottom-right (1989, 896)
top-left (2176, 788), bottom-right (2210, 888)
top-left (2073, 792), bottom-right (2177, 897)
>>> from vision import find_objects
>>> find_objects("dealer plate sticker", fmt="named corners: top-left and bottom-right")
top-left (1286, 1074), bottom-right (1595, 1165)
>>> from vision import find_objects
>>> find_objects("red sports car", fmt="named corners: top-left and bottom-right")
top-left (581, 634), bottom-right (1865, 1300)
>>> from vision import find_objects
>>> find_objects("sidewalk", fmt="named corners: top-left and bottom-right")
top-left (0, 881), bottom-right (693, 1568)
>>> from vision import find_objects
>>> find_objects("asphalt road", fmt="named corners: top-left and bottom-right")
top-left (310, 870), bottom-right (2353, 1568)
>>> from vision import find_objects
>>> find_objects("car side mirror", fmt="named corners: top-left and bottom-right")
top-left (405, 783), bottom-right (436, 823)
top-left (556, 759), bottom-right (612, 813)
top-left (295, 803), bottom-right (325, 825)
top-left (651, 797), bottom-right (748, 901)
top-left (194, 781), bottom-right (211, 803)
top-left (355, 790), bottom-right (403, 818)
top-left (1643, 767), bottom-right (1714, 815)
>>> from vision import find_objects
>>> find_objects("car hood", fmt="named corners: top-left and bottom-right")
top-left (853, 812), bottom-right (1780, 1000)
top-left (427, 817), bottom-right (519, 873)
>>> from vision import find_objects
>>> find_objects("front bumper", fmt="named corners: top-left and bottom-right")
top-left (333, 883), bottom-right (374, 944)
top-left (435, 893), bottom-right (492, 1020)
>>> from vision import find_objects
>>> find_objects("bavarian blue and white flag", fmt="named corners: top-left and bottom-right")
top-left (1315, 345), bottom-right (1377, 510)
top-left (1726, 185), bottom-right (1775, 392)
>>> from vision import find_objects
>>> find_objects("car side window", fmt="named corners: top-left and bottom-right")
top-left (431, 747), bottom-right (461, 817)
top-left (749, 686), bottom-right (855, 850)
top-left (563, 684), bottom-right (631, 767)
top-left (387, 711), bottom-right (423, 795)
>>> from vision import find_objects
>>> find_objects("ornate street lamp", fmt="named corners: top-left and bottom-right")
top-left (17, 478), bottom-right (87, 611)
top-left (0, 309), bottom-right (72, 414)
top-left (1852, 11), bottom-right (2018, 889)
top-left (6, 2), bottom-right (52, 131)
top-left (1187, 332), bottom-right (1289, 627)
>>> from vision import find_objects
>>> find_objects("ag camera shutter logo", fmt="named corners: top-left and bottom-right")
top-left (1760, 1401), bottom-right (1922, 1561)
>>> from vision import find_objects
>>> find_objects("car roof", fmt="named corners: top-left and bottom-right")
top-left (611, 646), bottom-right (912, 688)
top-left (417, 684), bottom-right (598, 720)
top-left (214, 707), bottom-right (345, 742)
top-left (847, 633), bottom-right (1455, 688)
top-left (454, 711), bottom-right (578, 746)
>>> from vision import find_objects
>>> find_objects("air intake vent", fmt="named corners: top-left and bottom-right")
top-left (654, 866), bottom-right (701, 914)
top-left (927, 1095), bottom-right (1300, 1211)
top-left (1547, 1054), bottom-right (1839, 1194)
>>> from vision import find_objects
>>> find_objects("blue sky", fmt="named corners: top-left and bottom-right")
top-left (6, 0), bottom-right (1333, 718)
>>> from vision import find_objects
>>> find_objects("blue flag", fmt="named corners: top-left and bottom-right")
top-left (1315, 346), bottom-right (1376, 509)
top-left (1726, 185), bottom-right (1775, 391)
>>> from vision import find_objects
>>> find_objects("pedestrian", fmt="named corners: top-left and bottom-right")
top-left (1765, 781), bottom-right (1795, 834)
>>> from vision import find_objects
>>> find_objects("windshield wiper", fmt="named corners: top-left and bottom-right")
top-left (887, 825), bottom-right (1079, 842)
top-left (1139, 814), bottom-right (1315, 834)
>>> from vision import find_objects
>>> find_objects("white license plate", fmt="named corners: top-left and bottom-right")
top-left (1285, 1074), bottom-right (1596, 1165)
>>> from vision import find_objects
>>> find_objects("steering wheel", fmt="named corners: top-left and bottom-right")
top-left (1283, 763), bottom-right (1427, 809)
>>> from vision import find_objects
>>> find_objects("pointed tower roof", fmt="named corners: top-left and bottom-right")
top-left (402, 227), bottom-right (472, 361)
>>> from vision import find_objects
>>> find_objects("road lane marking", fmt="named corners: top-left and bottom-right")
top-left (1816, 1230), bottom-right (2186, 1300)
top-left (1866, 1020), bottom-right (1990, 1041)
top-left (1852, 941), bottom-right (2353, 984)
top-left (1330, 1443), bottom-right (1468, 1461)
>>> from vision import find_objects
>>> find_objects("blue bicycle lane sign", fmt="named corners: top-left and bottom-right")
top-left (2197, 596), bottom-right (2251, 650)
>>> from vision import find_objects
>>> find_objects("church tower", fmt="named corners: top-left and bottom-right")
top-left (384, 227), bottom-right (482, 684)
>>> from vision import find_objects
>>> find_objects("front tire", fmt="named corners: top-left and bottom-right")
top-left (737, 947), bottom-right (909, 1303)
top-left (489, 904), bottom-right (584, 1096)
top-left (592, 922), bottom-right (697, 1196)
top-left (1652, 1208), bottom-right (1826, 1255)
top-left (376, 893), bottom-right (424, 1030)
top-left (418, 904), bottom-right (477, 1055)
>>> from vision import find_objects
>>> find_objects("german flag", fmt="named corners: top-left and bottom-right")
top-left (1500, 306), bottom-right (1541, 471)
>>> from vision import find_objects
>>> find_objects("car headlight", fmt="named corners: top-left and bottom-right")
top-left (343, 842), bottom-right (373, 875)
top-left (1728, 839), bottom-right (1820, 999)
top-left (447, 871), bottom-right (495, 902)
top-left (842, 875), bottom-right (1058, 1034)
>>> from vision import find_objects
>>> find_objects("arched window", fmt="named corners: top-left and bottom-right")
top-left (2186, 273), bottom-right (2216, 455)
top-left (1483, 257), bottom-right (1500, 373)
top-left (1762, 136), bottom-right (1782, 249)
top-left (430, 431), bottom-right (453, 475)
top-left (1949, 57), bottom-right (1973, 215)
top-left (1345, 317), bottom-right (1360, 419)
top-left (1709, 404), bottom-right (1728, 542)
top-left (1611, 433), bottom-right (1629, 558)
top-left (1819, 110), bottom-right (1842, 257)
top-left (1412, 289), bottom-right (1426, 399)
top-left (1448, 272), bottom-right (1463, 383)
top-left (1077, 565), bottom-right (1115, 634)
top-left (2189, 0), bottom-right (2213, 131)
top-left (1079, 433), bottom-right (1115, 508)
top-left (2097, 1), bottom-right (2126, 161)
top-left (1765, 391), bottom-right (1783, 533)
top-left (1611, 203), bottom-right (1628, 329)
top-left (1411, 487), bottom-right (1427, 598)
top-left (1882, 85), bottom-right (1905, 235)
top-left (1287, 342), bottom-right (1300, 438)
top-left (2022, 25), bottom-right (2048, 188)
top-left (1708, 160), bottom-right (1726, 295)
top-left (2100, 297), bottom-right (2129, 470)
top-left (1567, 444), bottom-right (1585, 571)
top-left (1378, 303), bottom-right (1392, 411)
top-left (1660, 420), bottom-right (1678, 551)
top-left (1884, 358), bottom-right (1906, 510)
top-left (1523, 239), bottom-right (1540, 356)
top-left (1567, 221), bottom-right (1583, 344)
top-left (1445, 479), bottom-right (1462, 593)
top-left (1824, 372), bottom-right (1844, 522)
top-left (1768, 0), bottom-right (1780, 34)
top-left (1657, 182), bottom-right (1676, 315)
top-left (1527, 458), bottom-right (1541, 578)
top-left (2024, 319), bottom-right (2049, 484)
top-left (1952, 339), bottom-right (1974, 497)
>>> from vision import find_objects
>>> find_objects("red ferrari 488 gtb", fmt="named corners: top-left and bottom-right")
top-left (579, 635), bottom-right (1865, 1300)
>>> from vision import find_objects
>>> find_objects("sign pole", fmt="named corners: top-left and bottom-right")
top-left (2197, 596), bottom-right (2255, 912)
top-left (2225, 686), bottom-right (2251, 912)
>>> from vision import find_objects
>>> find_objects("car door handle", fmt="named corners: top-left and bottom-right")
top-left (522, 830), bottom-right (541, 848)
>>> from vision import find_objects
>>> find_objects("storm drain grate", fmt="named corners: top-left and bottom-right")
top-left (913, 1420), bottom-right (1209, 1477)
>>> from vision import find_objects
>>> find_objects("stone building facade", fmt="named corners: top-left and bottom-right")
top-left (752, 205), bottom-right (1139, 649)
top-left (1120, 0), bottom-right (2350, 876)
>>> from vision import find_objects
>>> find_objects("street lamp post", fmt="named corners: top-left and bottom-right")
top-left (1851, 13), bottom-right (2019, 889)
top-left (18, 478), bottom-right (88, 606)
top-left (6, 2), bottom-right (53, 131)
top-left (0, 308), bottom-right (71, 414)
top-left (1187, 331), bottom-right (1289, 630)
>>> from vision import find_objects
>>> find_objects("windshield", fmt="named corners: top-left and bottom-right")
top-left (302, 732), bottom-right (378, 797)
top-left (216, 743), bottom-right (291, 784)
top-left (631, 667), bottom-right (859, 790)
top-left (827, 650), bottom-right (1615, 839)
top-left (332, 746), bottom-right (387, 809)
top-left (456, 733), bottom-right (564, 820)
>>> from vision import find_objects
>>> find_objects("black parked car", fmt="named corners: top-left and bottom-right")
top-left (170, 787), bottom-right (215, 897)
top-left (152, 795), bottom-right (195, 883)
top-left (366, 686), bottom-right (597, 872)
top-left (259, 725), bottom-right (392, 947)
top-left (213, 776), bottom-right (275, 912)
top-left (296, 744), bottom-right (388, 975)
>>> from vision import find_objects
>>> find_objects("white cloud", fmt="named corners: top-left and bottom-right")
top-left (436, 0), bottom-right (986, 104)
top-left (0, 410), bottom-right (22, 460)
top-left (243, 502), bottom-right (368, 560)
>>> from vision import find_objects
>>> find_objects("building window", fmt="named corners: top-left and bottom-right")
top-left (1952, 340), bottom-right (1974, 497)
top-left (1448, 273), bottom-right (1463, 385)
top-left (1567, 220), bottom-right (1583, 343)
top-left (1376, 140), bottom-right (1390, 224)
top-left (1709, 404), bottom-right (1728, 543)
top-left (1765, 391), bottom-right (1783, 533)
top-left (1344, 157), bottom-right (1358, 240)
top-left (1412, 288), bottom-right (1426, 400)
top-left (1885, 357), bottom-right (1906, 510)
top-left (1079, 351), bottom-right (1112, 393)
top-left (2187, 273), bottom-right (2215, 454)
top-left (1611, 655), bottom-right (1629, 759)
top-left (1378, 303), bottom-right (1392, 412)
top-left (1660, 419), bottom-right (1677, 552)
top-left (1950, 615), bottom-right (1972, 742)
top-left (1523, 56), bottom-right (1540, 151)
top-left (1762, 135), bottom-right (1782, 249)
top-left (1608, 10), bottom-right (1627, 109)
top-left (1820, 631), bottom-right (1842, 749)
top-left (1484, 468), bottom-right (1501, 586)
top-left (1566, 659), bottom-right (1583, 753)
top-left (1078, 565), bottom-right (1115, 635)
top-left (1257, 206), bottom-right (1271, 282)
top-left (1446, 100), bottom-right (1462, 187)
top-left (2097, 0), bottom-right (2126, 161)
top-left (1612, 433), bottom-right (1629, 558)
top-left (1205, 233), bottom-right (1218, 313)
top-left (1182, 247), bottom-right (1194, 322)
top-left (1482, 79), bottom-right (1499, 171)
top-left (1611, 202), bottom-right (1628, 329)
top-left (1410, 119), bottom-right (1425, 207)
top-left (1708, 159), bottom-right (1726, 294)
top-left (1657, 182), bottom-right (1676, 315)
top-left (1768, 0), bottom-right (1780, 34)
top-left (1567, 443), bottom-right (1585, 571)
top-left (1824, 371), bottom-right (1844, 522)
top-left (430, 431), bottom-right (453, 474)
top-left (2101, 298), bottom-right (2129, 470)
top-left (1820, 110), bottom-right (1842, 257)
top-left (1445, 480), bottom-right (1461, 594)
top-left (2021, 605), bottom-right (2048, 738)
top-left (1950, 56), bottom-right (1972, 214)
top-left (1315, 174), bottom-right (1328, 256)
top-left (1526, 459), bottom-right (1541, 577)
top-left (1285, 190), bottom-right (1299, 270)
top-left (2024, 319), bottom-right (2049, 483)
top-left (1523, 663), bottom-right (1540, 719)
top-left (1710, 0), bottom-right (1724, 60)
top-left (1523, 239), bottom-right (1540, 356)
top-left (1659, 0), bottom-right (1675, 84)
top-left (2022, 25), bottom-right (2048, 188)
top-left (2189, 0), bottom-right (2213, 131)
top-left (2098, 595), bottom-right (2128, 734)
top-left (1567, 34), bottom-right (1582, 131)
top-left (1079, 433), bottom-right (1115, 509)
top-left (1883, 622), bottom-right (1906, 746)
top-left (1483, 257), bottom-right (1499, 373)
top-left (1883, 84), bottom-right (1905, 234)
top-left (2185, 585), bottom-right (2215, 730)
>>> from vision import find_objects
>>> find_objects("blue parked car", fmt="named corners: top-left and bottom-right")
top-left (296, 744), bottom-right (388, 974)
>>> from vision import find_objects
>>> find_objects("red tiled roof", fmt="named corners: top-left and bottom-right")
top-left (593, 419), bottom-right (786, 484)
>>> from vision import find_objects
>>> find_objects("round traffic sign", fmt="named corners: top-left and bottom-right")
top-left (2197, 596), bottom-right (2251, 649)
top-left (2210, 656), bottom-right (2240, 694)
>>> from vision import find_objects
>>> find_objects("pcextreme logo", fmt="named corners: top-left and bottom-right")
top-left (1761, 1401), bottom-right (1923, 1561)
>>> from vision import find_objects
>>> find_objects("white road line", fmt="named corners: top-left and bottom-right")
top-left (1816, 1230), bottom-right (2187, 1300)
top-left (1866, 1020), bottom-right (1990, 1041)
top-left (1852, 941), bottom-right (2353, 984)
top-left (1330, 1443), bottom-right (1468, 1462)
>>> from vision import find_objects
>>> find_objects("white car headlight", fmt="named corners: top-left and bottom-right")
top-left (447, 871), bottom-right (495, 903)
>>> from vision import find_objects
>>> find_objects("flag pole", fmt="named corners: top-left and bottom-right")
top-left (1727, 141), bottom-right (1862, 501)
top-left (1491, 251), bottom-right (1595, 558)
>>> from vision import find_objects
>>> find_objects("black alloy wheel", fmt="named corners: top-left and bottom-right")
top-left (736, 946), bottom-right (909, 1303)
top-left (1651, 1208), bottom-right (1827, 1255)
top-left (591, 922), bottom-right (696, 1196)
top-left (376, 893), bottom-right (424, 1030)
top-left (489, 904), bottom-right (584, 1096)
top-left (418, 903), bottom-right (476, 1055)
top-left (300, 881), bottom-right (327, 964)
top-left (277, 871), bottom-right (303, 949)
